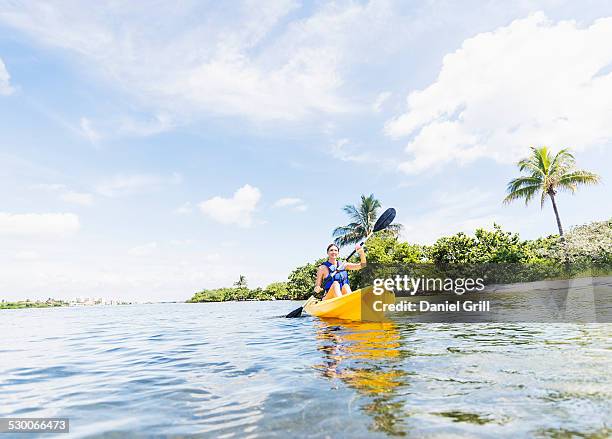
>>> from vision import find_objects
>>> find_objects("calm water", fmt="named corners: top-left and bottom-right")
top-left (1, 302), bottom-right (611, 438)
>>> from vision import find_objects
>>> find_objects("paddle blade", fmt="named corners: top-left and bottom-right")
top-left (286, 306), bottom-right (303, 318)
top-left (373, 208), bottom-right (396, 233)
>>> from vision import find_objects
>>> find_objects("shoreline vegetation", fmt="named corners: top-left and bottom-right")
top-left (0, 298), bottom-right (135, 310)
top-left (0, 299), bottom-right (69, 309)
top-left (187, 218), bottom-right (612, 303)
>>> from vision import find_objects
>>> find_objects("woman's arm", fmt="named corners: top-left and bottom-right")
top-left (344, 244), bottom-right (367, 270)
top-left (314, 266), bottom-right (326, 293)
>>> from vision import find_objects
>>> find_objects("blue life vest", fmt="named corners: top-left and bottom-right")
top-left (322, 260), bottom-right (349, 292)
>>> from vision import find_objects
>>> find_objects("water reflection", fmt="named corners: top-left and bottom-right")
top-left (314, 319), bottom-right (412, 436)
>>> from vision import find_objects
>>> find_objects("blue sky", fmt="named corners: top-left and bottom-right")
top-left (1, 1), bottom-right (611, 302)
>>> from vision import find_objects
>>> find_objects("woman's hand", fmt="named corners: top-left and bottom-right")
top-left (314, 286), bottom-right (323, 294)
top-left (356, 243), bottom-right (366, 267)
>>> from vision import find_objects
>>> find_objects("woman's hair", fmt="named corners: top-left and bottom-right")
top-left (326, 243), bottom-right (339, 252)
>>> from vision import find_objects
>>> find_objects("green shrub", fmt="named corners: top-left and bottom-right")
top-left (287, 259), bottom-right (325, 300)
top-left (429, 224), bottom-right (537, 264)
top-left (264, 282), bottom-right (290, 300)
top-left (545, 219), bottom-right (612, 265)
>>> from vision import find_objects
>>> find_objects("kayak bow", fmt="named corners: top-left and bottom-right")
top-left (304, 286), bottom-right (395, 322)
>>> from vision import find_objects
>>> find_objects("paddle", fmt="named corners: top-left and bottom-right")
top-left (285, 207), bottom-right (396, 318)
top-left (343, 207), bottom-right (396, 262)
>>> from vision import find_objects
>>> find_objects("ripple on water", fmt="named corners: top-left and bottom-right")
top-left (0, 302), bottom-right (610, 438)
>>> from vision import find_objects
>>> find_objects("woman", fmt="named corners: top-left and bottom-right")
top-left (314, 243), bottom-right (366, 300)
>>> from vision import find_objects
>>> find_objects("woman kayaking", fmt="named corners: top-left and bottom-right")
top-left (314, 243), bottom-right (366, 300)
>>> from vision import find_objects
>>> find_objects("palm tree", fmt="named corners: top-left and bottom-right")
top-left (504, 146), bottom-right (600, 237)
top-left (233, 275), bottom-right (248, 289)
top-left (333, 194), bottom-right (402, 246)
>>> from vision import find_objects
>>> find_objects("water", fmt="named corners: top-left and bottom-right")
top-left (1, 302), bottom-right (611, 438)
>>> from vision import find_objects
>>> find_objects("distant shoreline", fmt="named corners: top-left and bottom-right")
top-left (0, 300), bottom-right (68, 309)
top-left (0, 300), bottom-right (137, 309)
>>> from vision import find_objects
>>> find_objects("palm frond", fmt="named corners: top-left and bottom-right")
top-left (503, 184), bottom-right (542, 205)
top-left (534, 146), bottom-right (551, 175)
top-left (558, 170), bottom-right (601, 185)
top-left (334, 230), bottom-right (363, 246)
top-left (540, 190), bottom-right (548, 208)
top-left (332, 223), bottom-right (362, 238)
top-left (557, 170), bottom-right (601, 193)
top-left (518, 155), bottom-right (545, 176)
top-left (506, 176), bottom-right (542, 194)
top-left (549, 148), bottom-right (575, 174)
top-left (361, 193), bottom-right (381, 210)
top-left (358, 194), bottom-right (380, 234)
top-left (342, 204), bottom-right (362, 223)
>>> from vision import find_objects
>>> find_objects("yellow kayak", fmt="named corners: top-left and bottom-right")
top-left (304, 286), bottom-right (395, 322)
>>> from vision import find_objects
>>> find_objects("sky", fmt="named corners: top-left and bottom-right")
top-left (1, 0), bottom-right (611, 302)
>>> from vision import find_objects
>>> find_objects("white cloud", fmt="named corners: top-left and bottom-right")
top-left (79, 117), bottom-right (100, 142)
top-left (96, 173), bottom-right (181, 197)
top-left (60, 191), bottom-right (94, 206)
top-left (385, 13), bottom-right (612, 174)
top-left (169, 239), bottom-right (193, 246)
top-left (0, 1), bottom-right (424, 125)
top-left (273, 197), bottom-right (302, 207)
top-left (32, 183), bottom-right (94, 206)
top-left (15, 250), bottom-right (40, 260)
top-left (174, 202), bottom-right (193, 215)
top-left (329, 138), bottom-right (372, 163)
top-left (201, 252), bottom-right (222, 262)
top-left (373, 91), bottom-right (391, 112)
top-left (273, 197), bottom-right (307, 211)
top-left (32, 183), bottom-right (66, 191)
top-left (116, 113), bottom-right (174, 137)
top-left (199, 184), bottom-right (261, 227)
top-left (0, 1), bottom-right (351, 122)
top-left (0, 57), bottom-right (14, 95)
top-left (0, 213), bottom-right (80, 237)
top-left (128, 242), bottom-right (158, 256)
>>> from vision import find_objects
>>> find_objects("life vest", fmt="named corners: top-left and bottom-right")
top-left (322, 260), bottom-right (349, 292)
